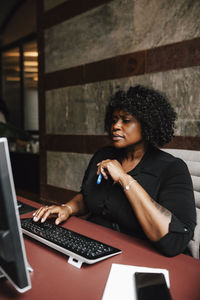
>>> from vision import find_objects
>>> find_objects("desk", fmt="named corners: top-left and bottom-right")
top-left (0, 196), bottom-right (200, 300)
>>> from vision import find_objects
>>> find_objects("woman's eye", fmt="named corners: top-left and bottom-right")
top-left (123, 119), bottom-right (130, 123)
top-left (112, 119), bottom-right (117, 124)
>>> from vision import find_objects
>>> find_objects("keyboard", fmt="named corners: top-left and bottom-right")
top-left (21, 218), bottom-right (122, 268)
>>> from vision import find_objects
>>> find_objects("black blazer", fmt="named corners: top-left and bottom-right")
top-left (81, 146), bottom-right (196, 256)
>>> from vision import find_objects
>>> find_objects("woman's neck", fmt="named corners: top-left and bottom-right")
top-left (119, 142), bottom-right (148, 172)
top-left (122, 140), bottom-right (147, 159)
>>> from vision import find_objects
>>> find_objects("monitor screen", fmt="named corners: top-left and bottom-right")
top-left (0, 137), bottom-right (31, 293)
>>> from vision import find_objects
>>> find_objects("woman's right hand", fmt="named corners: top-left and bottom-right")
top-left (33, 204), bottom-right (71, 225)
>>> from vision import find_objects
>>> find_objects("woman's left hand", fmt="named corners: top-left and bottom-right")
top-left (97, 159), bottom-right (126, 183)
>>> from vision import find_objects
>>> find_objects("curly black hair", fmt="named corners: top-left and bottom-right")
top-left (105, 85), bottom-right (177, 147)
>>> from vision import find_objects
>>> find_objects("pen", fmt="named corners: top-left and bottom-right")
top-left (97, 173), bottom-right (102, 184)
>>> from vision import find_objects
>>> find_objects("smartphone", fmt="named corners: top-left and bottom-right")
top-left (134, 272), bottom-right (173, 300)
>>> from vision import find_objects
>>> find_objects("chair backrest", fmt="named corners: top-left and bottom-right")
top-left (163, 148), bottom-right (200, 259)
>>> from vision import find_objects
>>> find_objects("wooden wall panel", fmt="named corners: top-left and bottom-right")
top-left (45, 135), bottom-right (200, 153)
top-left (45, 134), bottom-right (111, 153)
top-left (44, 38), bottom-right (200, 90)
top-left (146, 38), bottom-right (200, 73)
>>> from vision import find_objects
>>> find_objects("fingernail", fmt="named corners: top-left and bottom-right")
top-left (33, 216), bottom-right (38, 222)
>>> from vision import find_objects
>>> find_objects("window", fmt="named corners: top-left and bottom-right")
top-left (2, 47), bottom-right (21, 128)
top-left (1, 40), bottom-right (38, 132)
top-left (23, 41), bottom-right (38, 132)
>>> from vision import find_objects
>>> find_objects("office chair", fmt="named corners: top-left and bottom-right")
top-left (163, 148), bottom-right (200, 259)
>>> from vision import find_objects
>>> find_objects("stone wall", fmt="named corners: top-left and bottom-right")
top-left (38, 0), bottom-right (200, 202)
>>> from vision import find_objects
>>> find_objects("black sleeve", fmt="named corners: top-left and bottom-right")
top-left (153, 158), bottom-right (196, 257)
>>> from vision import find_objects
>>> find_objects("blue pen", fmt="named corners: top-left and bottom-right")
top-left (97, 173), bottom-right (102, 184)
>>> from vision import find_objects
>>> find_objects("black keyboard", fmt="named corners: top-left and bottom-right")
top-left (21, 218), bottom-right (121, 268)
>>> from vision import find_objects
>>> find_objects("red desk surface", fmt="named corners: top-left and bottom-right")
top-left (0, 196), bottom-right (200, 300)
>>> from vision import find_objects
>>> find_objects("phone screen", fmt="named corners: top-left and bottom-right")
top-left (134, 272), bottom-right (172, 300)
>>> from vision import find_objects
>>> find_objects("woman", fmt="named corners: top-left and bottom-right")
top-left (33, 85), bottom-right (196, 257)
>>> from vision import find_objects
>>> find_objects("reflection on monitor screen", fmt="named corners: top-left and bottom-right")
top-left (0, 137), bottom-right (31, 293)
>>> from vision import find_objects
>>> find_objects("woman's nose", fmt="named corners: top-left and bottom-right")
top-left (113, 119), bottom-right (122, 130)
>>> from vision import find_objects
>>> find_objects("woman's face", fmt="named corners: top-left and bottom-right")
top-left (110, 110), bottom-right (143, 149)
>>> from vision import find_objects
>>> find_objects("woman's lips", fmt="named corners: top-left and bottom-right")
top-left (112, 134), bottom-right (124, 140)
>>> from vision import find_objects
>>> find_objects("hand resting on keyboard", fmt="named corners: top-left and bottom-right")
top-left (33, 194), bottom-right (87, 225)
top-left (33, 205), bottom-right (70, 225)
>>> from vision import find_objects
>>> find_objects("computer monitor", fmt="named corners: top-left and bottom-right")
top-left (0, 137), bottom-right (31, 293)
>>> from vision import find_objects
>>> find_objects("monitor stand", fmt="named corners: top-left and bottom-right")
top-left (0, 261), bottom-right (33, 279)
top-left (27, 262), bottom-right (33, 273)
